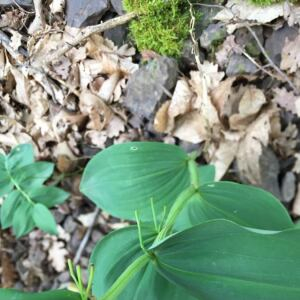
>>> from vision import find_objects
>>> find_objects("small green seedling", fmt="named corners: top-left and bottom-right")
top-left (0, 144), bottom-right (69, 237)
top-left (2, 142), bottom-right (300, 300)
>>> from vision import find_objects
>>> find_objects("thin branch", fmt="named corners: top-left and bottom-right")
top-left (40, 12), bottom-right (137, 66)
top-left (245, 24), bottom-right (299, 94)
top-left (73, 208), bottom-right (100, 265)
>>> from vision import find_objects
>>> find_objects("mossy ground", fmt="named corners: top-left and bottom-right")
top-left (123, 0), bottom-right (194, 57)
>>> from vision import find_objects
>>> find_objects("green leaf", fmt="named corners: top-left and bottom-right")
top-left (12, 162), bottom-right (54, 189)
top-left (198, 165), bottom-right (215, 185)
top-left (0, 289), bottom-right (81, 300)
top-left (153, 220), bottom-right (300, 300)
top-left (6, 144), bottom-right (34, 171)
top-left (28, 186), bottom-right (70, 208)
top-left (0, 177), bottom-right (13, 197)
top-left (81, 142), bottom-right (189, 221)
top-left (91, 225), bottom-right (197, 300)
top-left (32, 203), bottom-right (57, 235)
top-left (1, 190), bottom-right (22, 229)
top-left (12, 201), bottom-right (34, 238)
top-left (175, 181), bottom-right (293, 231)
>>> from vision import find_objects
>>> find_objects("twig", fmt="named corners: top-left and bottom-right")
top-left (73, 208), bottom-right (100, 265)
top-left (245, 24), bottom-right (299, 94)
top-left (40, 12), bottom-right (137, 66)
top-left (187, 0), bottom-right (202, 72)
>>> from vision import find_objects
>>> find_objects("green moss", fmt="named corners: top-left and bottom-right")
top-left (123, 0), bottom-right (194, 57)
top-left (250, 0), bottom-right (297, 5)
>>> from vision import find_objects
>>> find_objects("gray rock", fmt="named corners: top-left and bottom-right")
top-left (110, 0), bottom-right (125, 15)
top-left (0, 0), bottom-right (32, 6)
top-left (226, 54), bottom-right (258, 76)
top-left (259, 147), bottom-right (281, 200)
top-left (64, 215), bottom-right (77, 233)
top-left (200, 23), bottom-right (227, 49)
top-left (124, 57), bottom-right (178, 123)
top-left (281, 171), bottom-right (296, 203)
top-left (235, 26), bottom-right (263, 57)
top-left (104, 23), bottom-right (128, 47)
top-left (66, 0), bottom-right (109, 28)
top-left (265, 24), bottom-right (298, 66)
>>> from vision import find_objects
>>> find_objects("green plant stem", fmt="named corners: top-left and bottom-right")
top-left (5, 161), bottom-right (34, 205)
top-left (99, 254), bottom-right (150, 300)
top-left (188, 159), bottom-right (199, 189)
top-left (155, 186), bottom-right (196, 242)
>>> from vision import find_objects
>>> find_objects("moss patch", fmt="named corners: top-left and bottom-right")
top-left (123, 0), bottom-right (194, 57)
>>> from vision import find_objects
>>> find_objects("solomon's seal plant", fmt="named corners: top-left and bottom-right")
top-left (1, 142), bottom-right (300, 299)
top-left (0, 144), bottom-right (69, 237)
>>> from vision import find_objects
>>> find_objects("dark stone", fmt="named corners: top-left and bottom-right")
top-left (235, 26), bottom-right (263, 57)
top-left (200, 22), bottom-right (227, 49)
top-left (110, 0), bottom-right (125, 15)
top-left (0, 0), bottom-right (32, 6)
top-left (265, 24), bottom-right (298, 66)
top-left (124, 56), bottom-right (178, 123)
top-left (179, 39), bottom-right (205, 70)
top-left (66, 0), bottom-right (109, 28)
top-left (226, 54), bottom-right (258, 76)
top-left (259, 147), bottom-right (281, 200)
top-left (104, 23), bottom-right (128, 47)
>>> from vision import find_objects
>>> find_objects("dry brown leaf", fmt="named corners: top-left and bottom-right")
top-left (236, 107), bottom-right (276, 185)
top-left (154, 101), bottom-right (170, 132)
top-left (48, 240), bottom-right (68, 272)
top-left (229, 86), bottom-right (266, 130)
top-left (280, 35), bottom-right (300, 73)
top-left (98, 72), bottom-right (121, 102)
top-left (209, 131), bottom-right (241, 180)
top-left (79, 90), bottom-right (113, 131)
top-left (173, 111), bottom-right (208, 144)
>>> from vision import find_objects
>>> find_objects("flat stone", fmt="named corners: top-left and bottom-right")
top-left (226, 54), bottom-right (257, 76)
top-left (0, 0), bottom-right (32, 6)
top-left (124, 56), bottom-right (178, 123)
top-left (265, 24), bottom-right (298, 66)
top-left (110, 0), bottom-right (125, 15)
top-left (259, 147), bottom-right (281, 200)
top-left (104, 23), bottom-right (128, 47)
top-left (66, 0), bottom-right (109, 28)
top-left (200, 22), bottom-right (227, 49)
top-left (281, 171), bottom-right (296, 203)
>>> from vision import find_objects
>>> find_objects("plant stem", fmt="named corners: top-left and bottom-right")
top-left (99, 254), bottom-right (150, 300)
top-left (188, 159), bottom-right (199, 189)
top-left (155, 186), bottom-right (196, 242)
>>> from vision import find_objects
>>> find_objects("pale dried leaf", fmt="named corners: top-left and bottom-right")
top-left (50, 0), bottom-right (65, 14)
top-left (273, 87), bottom-right (300, 113)
top-left (214, 0), bottom-right (284, 23)
top-left (48, 241), bottom-right (68, 272)
top-left (280, 35), bottom-right (300, 73)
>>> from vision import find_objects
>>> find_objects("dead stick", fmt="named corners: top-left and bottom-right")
top-left (41, 12), bottom-right (137, 66)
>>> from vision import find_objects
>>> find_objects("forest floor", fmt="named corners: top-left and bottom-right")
top-left (1, 0), bottom-right (300, 292)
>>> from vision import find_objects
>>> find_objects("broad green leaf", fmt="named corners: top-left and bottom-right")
top-left (6, 144), bottom-right (34, 170)
top-left (81, 142), bottom-right (189, 221)
top-left (175, 181), bottom-right (293, 231)
top-left (1, 190), bottom-right (22, 229)
top-left (0, 177), bottom-right (13, 197)
top-left (32, 203), bottom-right (57, 235)
top-left (91, 225), bottom-right (197, 300)
top-left (0, 289), bottom-right (81, 300)
top-left (12, 162), bottom-right (54, 189)
top-left (198, 165), bottom-right (215, 185)
top-left (153, 220), bottom-right (300, 300)
top-left (28, 186), bottom-right (70, 208)
top-left (12, 201), bottom-right (34, 238)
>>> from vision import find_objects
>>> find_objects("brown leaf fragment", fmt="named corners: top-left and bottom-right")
top-left (1, 252), bottom-right (17, 288)
top-left (154, 101), bottom-right (170, 133)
